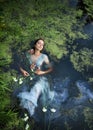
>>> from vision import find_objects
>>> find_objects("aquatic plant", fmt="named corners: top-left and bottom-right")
top-left (60, 107), bottom-right (79, 122)
top-left (83, 107), bottom-right (93, 130)
top-left (64, 121), bottom-right (72, 130)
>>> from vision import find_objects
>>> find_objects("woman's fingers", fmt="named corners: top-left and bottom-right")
top-left (35, 69), bottom-right (44, 75)
top-left (30, 63), bottom-right (36, 69)
top-left (23, 71), bottom-right (29, 76)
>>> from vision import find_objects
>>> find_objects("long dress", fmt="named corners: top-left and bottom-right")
top-left (17, 52), bottom-right (54, 116)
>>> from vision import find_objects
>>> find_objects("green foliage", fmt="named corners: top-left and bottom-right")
top-left (70, 48), bottom-right (93, 72)
top-left (83, 0), bottom-right (93, 19)
top-left (83, 107), bottom-right (93, 130)
top-left (0, 70), bottom-right (32, 130)
top-left (46, 42), bottom-right (68, 59)
top-left (88, 77), bottom-right (93, 83)
top-left (0, 43), bottom-right (12, 67)
top-left (0, 0), bottom-right (93, 129)
top-left (0, 0), bottom-right (88, 59)
top-left (0, 71), bottom-right (17, 130)
top-left (0, 110), bottom-right (25, 130)
top-left (0, 45), bottom-right (25, 130)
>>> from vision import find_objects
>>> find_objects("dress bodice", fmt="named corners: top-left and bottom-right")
top-left (26, 52), bottom-right (49, 69)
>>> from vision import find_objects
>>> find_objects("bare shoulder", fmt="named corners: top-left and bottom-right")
top-left (41, 53), bottom-right (49, 63)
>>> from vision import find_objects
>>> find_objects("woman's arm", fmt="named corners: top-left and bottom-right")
top-left (35, 67), bottom-right (53, 75)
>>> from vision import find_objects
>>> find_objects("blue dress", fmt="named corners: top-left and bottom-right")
top-left (17, 52), bottom-right (54, 116)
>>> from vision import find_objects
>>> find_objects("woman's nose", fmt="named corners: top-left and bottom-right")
top-left (40, 44), bottom-right (43, 48)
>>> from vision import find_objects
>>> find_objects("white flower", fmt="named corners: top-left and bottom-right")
top-left (19, 77), bottom-right (23, 81)
top-left (23, 116), bottom-right (29, 121)
top-left (12, 77), bottom-right (18, 82)
top-left (42, 107), bottom-right (47, 112)
top-left (25, 123), bottom-right (29, 130)
top-left (22, 113), bottom-right (29, 121)
top-left (19, 78), bottom-right (23, 84)
top-left (50, 108), bottom-right (56, 113)
top-left (30, 77), bottom-right (33, 80)
top-left (31, 69), bottom-right (34, 72)
top-left (24, 113), bottom-right (28, 117)
top-left (19, 80), bottom-right (23, 84)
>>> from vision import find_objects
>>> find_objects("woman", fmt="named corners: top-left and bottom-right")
top-left (17, 38), bottom-right (54, 116)
top-left (20, 38), bottom-right (52, 76)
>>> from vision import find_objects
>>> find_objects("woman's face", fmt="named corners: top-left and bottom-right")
top-left (35, 40), bottom-right (44, 51)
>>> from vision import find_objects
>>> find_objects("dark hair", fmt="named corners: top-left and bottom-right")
top-left (34, 38), bottom-right (44, 45)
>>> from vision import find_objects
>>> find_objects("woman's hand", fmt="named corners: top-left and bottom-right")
top-left (35, 69), bottom-right (44, 75)
top-left (30, 63), bottom-right (36, 70)
top-left (22, 70), bottom-right (29, 77)
top-left (20, 68), bottom-right (29, 77)
top-left (34, 66), bottom-right (53, 75)
top-left (20, 67), bottom-right (29, 77)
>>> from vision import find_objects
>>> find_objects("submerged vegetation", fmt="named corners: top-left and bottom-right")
top-left (0, 0), bottom-right (93, 130)
top-left (83, 107), bottom-right (93, 130)
top-left (70, 48), bottom-right (93, 76)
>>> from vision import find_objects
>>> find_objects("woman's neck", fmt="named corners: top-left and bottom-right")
top-left (34, 49), bottom-right (41, 56)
